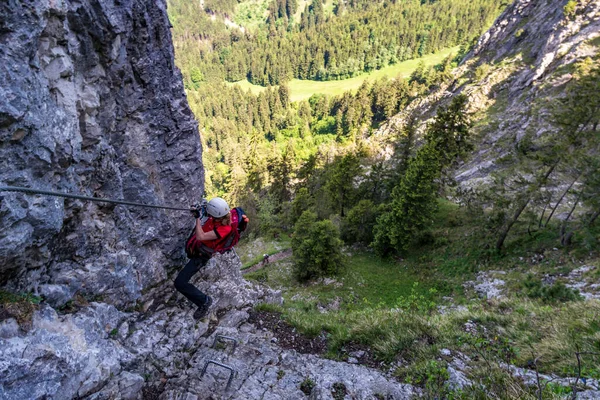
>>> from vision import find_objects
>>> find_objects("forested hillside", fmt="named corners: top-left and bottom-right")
top-left (1, 0), bottom-right (599, 398)
top-left (167, 0), bottom-right (505, 240)
top-left (167, 0), bottom-right (600, 397)
top-left (170, 0), bottom-right (502, 85)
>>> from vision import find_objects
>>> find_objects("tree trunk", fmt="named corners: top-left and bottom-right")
top-left (538, 202), bottom-right (548, 229)
top-left (564, 193), bottom-right (581, 224)
top-left (589, 209), bottom-right (600, 226)
top-left (545, 175), bottom-right (580, 226)
top-left (496, 160), bottom-right (560, 251)
top-left (496, 197), bottom-right (531, 251)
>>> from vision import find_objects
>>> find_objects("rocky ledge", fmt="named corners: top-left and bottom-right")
top-left (0, 252), bottom-right (416, 399)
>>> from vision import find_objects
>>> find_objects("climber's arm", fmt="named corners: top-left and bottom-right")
top-left (195, 219), bottom-right (218, 241)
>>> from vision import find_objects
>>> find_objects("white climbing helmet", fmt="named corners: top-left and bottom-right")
top-left (206, 197), bottom-right (229, 218)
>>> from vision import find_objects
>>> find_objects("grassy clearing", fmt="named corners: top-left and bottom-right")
top-left (247, 251), bottom-right (444, 308)
top-left (236, 236), bottom-right (291, 269)
top-left (248, 199), bottom-right (600, 396)
top-left (226, 47), bottom-right (460, 102)
top-left (293, 0), bottom-right (310, 23)
top-left (322, 0), bottom-right (335, 17)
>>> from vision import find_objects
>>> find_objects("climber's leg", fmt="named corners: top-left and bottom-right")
top-left (174, 257), bottom-right (210, 307)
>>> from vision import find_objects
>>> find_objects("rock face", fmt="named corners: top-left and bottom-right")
top-left (3, 0), bottom-right (597, 398)
top-left (375, 0), bottom-right (600, 189)
top-left (0, 0), bottom-right (203, 307)
top-left (0, 2), bottom-right (416, 399)
top-left (0, 251), bottom-right (412, 400)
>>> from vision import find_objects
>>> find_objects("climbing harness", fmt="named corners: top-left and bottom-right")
top-left (0, 185), bottom-right (195, 212)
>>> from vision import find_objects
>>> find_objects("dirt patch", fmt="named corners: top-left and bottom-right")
top-left (340, 342), bottom-right (385, 369)
top-left (0, 300), bottom-right (37, 329)
top-left (248, 310), bottom-right (328, 355)
top-left (242, 249), bottom-right (293, 275)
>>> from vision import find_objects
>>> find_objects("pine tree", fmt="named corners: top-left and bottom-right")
top-left (324, 153), bottom-right (362, 217)
top-left (292, 211), bottom-right (344, 282)
top-left (278, 83), bottom-right (291, 106)
top-left (495, 61), bottom-right (600, 250)
top-left (373, 95), bottom-right (471, 255)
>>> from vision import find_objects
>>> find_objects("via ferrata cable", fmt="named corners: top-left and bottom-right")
top-left (0, 186), bottom-right (192, 211)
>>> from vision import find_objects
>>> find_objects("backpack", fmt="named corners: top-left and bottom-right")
top-left (185, 207), bottom-right (247, 258)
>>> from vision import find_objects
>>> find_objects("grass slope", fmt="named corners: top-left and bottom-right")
top-left (241, 200), bottom-right (600, 397)
top-left (227, 47), bottom-right (459, 102)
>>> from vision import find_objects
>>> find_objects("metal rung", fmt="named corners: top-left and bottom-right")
top-left (212, 335), bottom-right (238, 354)
top-left (201, 360), bottom-right (237, 391)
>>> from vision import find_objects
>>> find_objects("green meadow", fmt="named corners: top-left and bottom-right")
top-left (226, 46), bottom-right (460, 102)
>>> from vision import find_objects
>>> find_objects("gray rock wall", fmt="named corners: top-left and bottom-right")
top-left (373, 0), bottom-right (600, 189)
top-left (0, 252), bottom-right (285, 400)
top-left (0, 0), bottom-right (203, 307)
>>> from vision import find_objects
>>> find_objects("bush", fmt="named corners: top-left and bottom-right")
top-left (474, 63), bottom-right (491, 81)
top-left (522, 275), bottom-right (582, 303)
top-left (299, 377), bottom-right (316, 395)
top-left (292, 211), bottom-right (345, 282)
top-left (340, 200), bottom-right (381, 245)
top-left (396, 360), bottom-right (450, 396)
top-left (564, 0), bottom-right (577, 19)
top-left (395, 282), bottom-right (438, 314)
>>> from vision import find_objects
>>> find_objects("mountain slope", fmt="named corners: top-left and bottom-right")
top-left (378, 0), bottom-right (600, 188)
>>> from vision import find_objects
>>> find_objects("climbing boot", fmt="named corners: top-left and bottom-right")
top-left (193, 296), bottom-right (213, 320)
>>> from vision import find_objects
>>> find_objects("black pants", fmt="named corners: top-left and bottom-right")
top-left (174, 256), bottom-right (210, 308)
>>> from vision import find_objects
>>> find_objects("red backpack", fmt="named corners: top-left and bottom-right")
top-left (185, 207), bottom-right (247, 258)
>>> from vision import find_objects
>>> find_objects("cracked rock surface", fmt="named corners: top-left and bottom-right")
top-left (0, 0), bottom-right (203, 308)
top-left (0, 252), bottom-right (415, 400)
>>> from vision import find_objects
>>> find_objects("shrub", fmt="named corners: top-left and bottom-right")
top-left (474, 63), bottom-right (491, 81)
top-left (299, 377), bottom-right (316, 395)
top-left (395, 283), bottom-right (438, 314)
top-left (564, 0), bottom-right (577, 19)
top-left (189, 67), bottom-right (204, 88)
top-left (331, 382), bottom-right (347, 400)
top-left (340, 199), bottom-right (381, 245)
top-left (396, 360), bottom-right (450, 396)
top-left (522, 275), bottom-right (582, 303)
top-left (292, 211), bottom-right (344, 282)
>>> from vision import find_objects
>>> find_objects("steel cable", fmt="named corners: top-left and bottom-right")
top-left (0, 186), bottom-right (192, 211)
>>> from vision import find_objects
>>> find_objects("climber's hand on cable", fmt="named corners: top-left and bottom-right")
top-left (191, 206), bottom-right (201, 219)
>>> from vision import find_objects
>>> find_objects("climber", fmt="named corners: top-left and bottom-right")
top-left (174, 197), bottom-right (249, 320)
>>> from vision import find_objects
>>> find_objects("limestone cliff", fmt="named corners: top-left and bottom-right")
top-left (0, 0), bottom-right (203, 307)
top-left (376, 0), bottom-right (600, 189)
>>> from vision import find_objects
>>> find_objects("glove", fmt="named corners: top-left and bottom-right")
top-left (191, 204), bottom-right (201, 219)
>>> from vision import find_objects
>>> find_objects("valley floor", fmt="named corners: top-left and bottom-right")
top-left (226, 47), bottom-right (460, 102)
